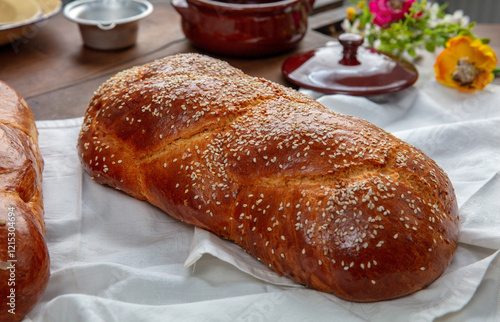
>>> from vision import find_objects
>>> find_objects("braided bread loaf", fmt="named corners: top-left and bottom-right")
top-left (78, 53), bottom-right (459, 302)
top-left (0, 81), bottom-right (49, 320)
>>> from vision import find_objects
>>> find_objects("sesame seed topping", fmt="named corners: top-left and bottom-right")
top-left (78, 53), bottom-right (459, 301)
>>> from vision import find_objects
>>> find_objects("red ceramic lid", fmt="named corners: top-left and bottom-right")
top-left (282, 33), bottom-right (418, 96)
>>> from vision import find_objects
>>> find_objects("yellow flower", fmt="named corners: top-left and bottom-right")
top-left (357, 0), bottom-right (366, 10)
top-left (434, 35), bottom-right (498, 91)
top-left (346, 7), bottom-right (357, 21)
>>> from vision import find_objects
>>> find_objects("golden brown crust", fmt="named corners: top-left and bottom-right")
top-left (0, 81), bottom-right (49, 321)
top-left (78, 53), bottom-right (459, 302)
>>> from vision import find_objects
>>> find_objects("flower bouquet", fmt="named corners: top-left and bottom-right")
top-left (342, 0), bottom-right (498, 91)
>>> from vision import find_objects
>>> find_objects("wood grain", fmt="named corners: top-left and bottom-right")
top-left (0, 0), bottom-right (497, 120)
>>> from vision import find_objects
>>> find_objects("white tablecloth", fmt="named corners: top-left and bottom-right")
top-left (25, 60), bottom-right (500, 321)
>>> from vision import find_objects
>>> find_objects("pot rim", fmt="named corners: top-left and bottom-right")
top-left (185, 0), bottom-right (303, 12)
top-left (63, 0), bottom-right (153, 26)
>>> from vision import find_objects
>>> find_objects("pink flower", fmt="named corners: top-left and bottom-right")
top-left (369, 0), bottom-right (415, 26)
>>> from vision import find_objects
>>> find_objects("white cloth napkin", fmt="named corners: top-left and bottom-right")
top-left (23, 63), bottom-right (500, 321)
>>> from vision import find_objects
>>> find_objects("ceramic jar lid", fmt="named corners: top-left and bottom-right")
top-left (282, 33), bottom-right (419, 96)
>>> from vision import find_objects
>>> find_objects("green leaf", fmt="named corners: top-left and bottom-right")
top-left (425, 42), bottom-right (435, 53)
top-left (435, 37), bottom-right (446, 47)
top-left (407, 47), bottom-right (417, 58)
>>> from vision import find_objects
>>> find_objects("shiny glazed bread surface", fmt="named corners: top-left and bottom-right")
top-left (0, 81), bottom-right (50, 321)
top-left (78, 53), bottom-right (459, 302)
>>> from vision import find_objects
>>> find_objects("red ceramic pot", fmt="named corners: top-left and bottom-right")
top-left (171, 0), bottom-right (315, 57)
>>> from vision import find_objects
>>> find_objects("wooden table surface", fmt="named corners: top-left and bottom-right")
top-left (0, 0), bottom-right (499, 121)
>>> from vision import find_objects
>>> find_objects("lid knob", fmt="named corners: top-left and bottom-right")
top-left (338, 33), bottom-right (364, 66)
